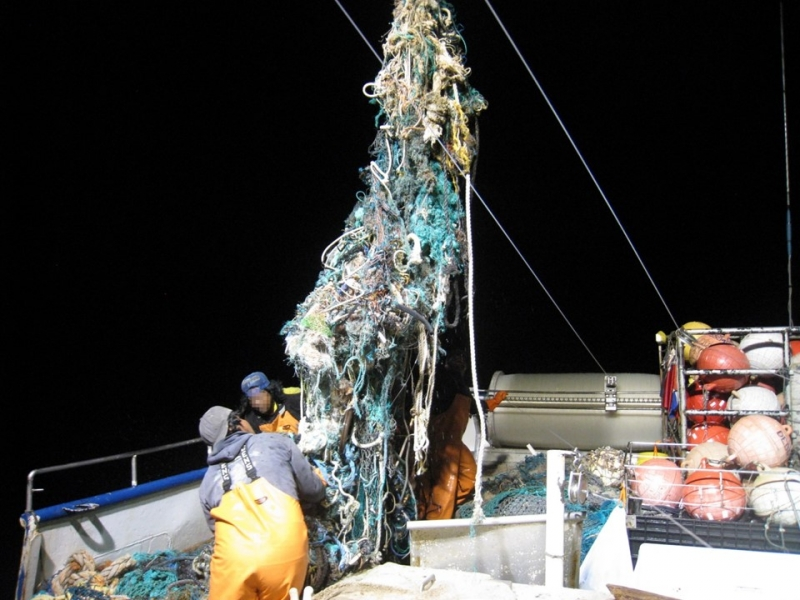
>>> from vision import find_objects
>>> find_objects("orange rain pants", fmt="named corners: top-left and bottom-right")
top-left (416, 392), bottom-right (477, 520)
top-left (209, 476), bottom-right (308, 600)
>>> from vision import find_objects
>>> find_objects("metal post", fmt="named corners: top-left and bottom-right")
top-left (545, 449), bottom-right (566, 587)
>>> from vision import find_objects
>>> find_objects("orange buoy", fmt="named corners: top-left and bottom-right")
top-left (697, 343), bottom-right (749, 393)
top-left (686, 423), bottom-right (730, 448)
top-left (685, 381), bottom-right (728, 425)
top-left (682, 463), bottom-right (746, 521)
top-left (631, 457), bottom-right (683, 508)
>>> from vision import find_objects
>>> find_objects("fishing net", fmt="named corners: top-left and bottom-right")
top-left (32, 547), bottom-right (211, 600)
top-left (281, 0), bottom-right (486, 586)
top-left (454, 453), bottom-right (624, 562)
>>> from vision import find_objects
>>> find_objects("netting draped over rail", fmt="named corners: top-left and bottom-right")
top-left (280, 0), bottom-right (486, 583)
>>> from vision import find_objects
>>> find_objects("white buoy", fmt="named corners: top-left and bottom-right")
top-left (739, 332), bottom-right (785, 370)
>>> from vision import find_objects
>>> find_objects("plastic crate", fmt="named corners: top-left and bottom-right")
top-left (626, 514), bottom-right (800, 566)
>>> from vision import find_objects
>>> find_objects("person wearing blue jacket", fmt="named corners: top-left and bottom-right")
top-left (198, 405), bottom-right (326, 600)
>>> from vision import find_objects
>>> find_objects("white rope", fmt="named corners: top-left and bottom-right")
top-left (465, 172), bottom-right (486, 524)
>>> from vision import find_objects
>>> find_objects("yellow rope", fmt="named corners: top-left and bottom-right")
top-left (49, 550), bottom-right (136, 597)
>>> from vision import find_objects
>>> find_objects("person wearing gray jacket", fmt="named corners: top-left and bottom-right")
top-left (198, 405), bottom-right (326, 600)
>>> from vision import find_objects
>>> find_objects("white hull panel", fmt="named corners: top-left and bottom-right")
top-left (18, 469), bottom-right (210, 600)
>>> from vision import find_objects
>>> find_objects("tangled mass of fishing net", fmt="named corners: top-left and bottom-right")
top-left (280, 0), bottom-right (486, 586)
top-left (31, 547), bottom-right (213, 600)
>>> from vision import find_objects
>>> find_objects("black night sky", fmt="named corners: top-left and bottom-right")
top-left (8, 1), bottom-right (799, 588)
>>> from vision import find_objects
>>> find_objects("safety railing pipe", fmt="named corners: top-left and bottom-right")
top-left (25, 438), bottom-right (202, 513)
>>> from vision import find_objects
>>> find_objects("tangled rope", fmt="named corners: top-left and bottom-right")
top-left (33, 548), bottom-right (211, 600)
top-left (34, 550), bottom-right (136, 598)
top-left (281, 0), bottom-right (486, 587)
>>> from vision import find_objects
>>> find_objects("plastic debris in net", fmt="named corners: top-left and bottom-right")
top-left (281, 0), bottom-right (486, 587)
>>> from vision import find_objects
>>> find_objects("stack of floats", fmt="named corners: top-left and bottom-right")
top-left (626, 325), bottom-right (800, 564)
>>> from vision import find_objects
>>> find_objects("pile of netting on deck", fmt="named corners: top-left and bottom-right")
top-left (32, 546), bottom-right (212, 600)
top-left (454, 449), bottom-right (625, 561)
top-left (281, 0), bottom-right (486, 589)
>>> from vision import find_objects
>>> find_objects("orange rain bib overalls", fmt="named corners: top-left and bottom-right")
top-left (208, 446), bottom-right (309, 600)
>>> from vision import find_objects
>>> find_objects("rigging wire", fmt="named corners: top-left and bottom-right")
top-left (779, 1), bottom-right (794, 327)
top-left (483, 0), bottom-right (680, 333)
top-left (437, 139), bottom-right (606, 373)
top-left (332, 0), bottom-right (383, 64)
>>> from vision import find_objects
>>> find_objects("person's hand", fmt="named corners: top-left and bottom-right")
top-left (238, 419), bottom-right (255, 434)
top-left (311, 459), bottom-right (331, 486)
top-left (313, 467), bottom-right (328, 486)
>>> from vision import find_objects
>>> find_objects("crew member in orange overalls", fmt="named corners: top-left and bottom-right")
top-left (415, 353), bottom-right (507, 520)
top-left (198, 405), bottom-right (326, 600)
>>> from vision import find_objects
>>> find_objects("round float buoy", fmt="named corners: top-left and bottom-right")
top-left (631, 457), bottom-right (683, 508)
top-left (697, 343), bottom-right (750, 393)
top-left (682, 462), bottom-right (746, 521)
top-left (636, 450), bottom-right (670, 465)
top-left (681, 321), bottom-right (712, 364)
top-left (728, 414), bottom-right (793, 469)
top-left (683, 441), bottom-right (730, 471)
top-left (685, 381), bottom-right (728, 425)
top-left (747, 467), bottom-right (800, 526)
top-left (728, 386), bottom-right (782, 424)
top-left (739, 332), bottom-right (785, 370)
top-left (686, 423), bottom-right (730, 448)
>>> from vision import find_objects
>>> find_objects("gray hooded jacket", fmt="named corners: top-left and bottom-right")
top-left (198, 430), bottom-right (325, 532)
